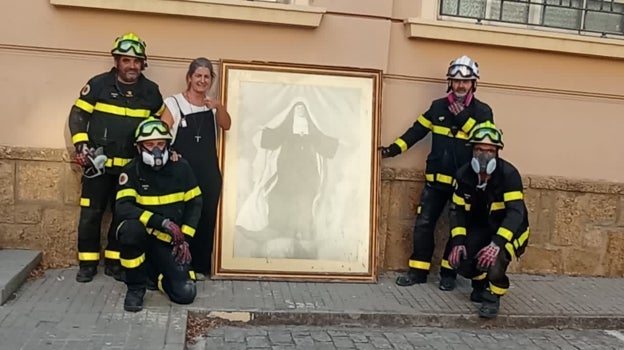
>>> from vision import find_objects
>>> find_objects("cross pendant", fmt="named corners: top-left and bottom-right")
top-left (195, 135), bottom-right (202, 143)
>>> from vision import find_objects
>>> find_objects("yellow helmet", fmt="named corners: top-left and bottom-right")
top-left (135, 118), bottom-right (172, 143)
top-left (469, 121), bottom-right (504, 149)
top-left (111, 32), bottom-right (147, 60)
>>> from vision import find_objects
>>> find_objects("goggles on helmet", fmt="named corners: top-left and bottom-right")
top-left (135, 119), bottom-right (172, 142)
top-left (447, 65), bottom-right (477, 79)
top-left (114, 39), bottom-right (146, 57)
top-left (470, 127), bottom-right (503, 148)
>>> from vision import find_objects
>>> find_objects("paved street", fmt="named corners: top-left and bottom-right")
top-left (190, 326), bottom-right (624, 350)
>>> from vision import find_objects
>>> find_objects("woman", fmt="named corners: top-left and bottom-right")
top-left (161, 57), bottom-right (231, 279)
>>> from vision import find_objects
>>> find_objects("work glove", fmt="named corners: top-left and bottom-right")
top-left (476, 242), bottom-right (500, 271)
top-left (378, 144), bottom-right (401, 159)
top-left (161, 219), bottom-right (185, 246)
top-left (448, 245), bottom-right (467, 269)
top-left (74, 143), bottom-right (93, 167)
top-left (448, 101), bottom-right (465, 116)
top-left (172, 241), bottom-right (192, 265)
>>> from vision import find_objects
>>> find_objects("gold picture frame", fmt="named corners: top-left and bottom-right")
top-left (214, 60), bottom-right (382, 282)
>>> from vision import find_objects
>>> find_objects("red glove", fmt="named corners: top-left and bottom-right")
top-left (74, 143), bottom-right (92, 167)
top-left (448, 101), bottom-right (465, 116)
top-left (172, 241), bottom-right (192, 265)
top-left (161, 219), bottom-right (185, 246)
top-left (448, 245), bottom-right (467, 269)
top-left (477, 242), bottom-right (500, 271)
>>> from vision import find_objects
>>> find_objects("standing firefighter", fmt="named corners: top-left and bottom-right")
top-left (380, 55), bottom-right (494, 290)
top-left (69, 32), bottom-right (165, 283)
top-left (447, 122), bottom-right (529, 318)
top-left (115, 118), bottom-right (202, 312)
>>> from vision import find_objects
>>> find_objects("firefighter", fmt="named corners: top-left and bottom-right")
top-left (69, 32), bottom-right (165, 283)
top-left (380, 55), bottom-right (494, 290)
top-left (115, 118), bottom-right (202, 312)
top-left (447, 122), bottom-right (529, 318)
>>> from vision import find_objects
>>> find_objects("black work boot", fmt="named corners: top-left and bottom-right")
top-left (395, 269), bottom-right (427, 286)
top-left (478, 291), bottom-right (501, 318)
top-left (439, 275), bottom-right (457, 291)
top-left (124, 288), bottom-right (146, 312)
top-left (105, 262), bottom-right (125, 282)
top-left (76, 266), bottom-right (97, 283)
top-left (146, 277), bottom-right (158, 291)
top-left (470, 280), bottom-right (487, 302)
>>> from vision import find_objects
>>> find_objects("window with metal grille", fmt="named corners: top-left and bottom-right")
top-left (439, 0), bottom-right (624, 37)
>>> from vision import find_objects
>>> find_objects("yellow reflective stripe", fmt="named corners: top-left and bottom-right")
top-left (80, 198), bottom-right (90, 207)
top-left (184, 186), bottom-right (202, 201)
top-left (504, 191), bottom-right (524, 202)
top-left (105, 157), bottom-right (132, 168)
top-left (139, 211), bottom-right (153, 226)
top-left (394, 139), bottom-right (408, 153)
top-left (497, 227), bottom-right (514, 241)
top-left (452, 193), bottom-right (465, 206)
top-left (154, 104), bottom-right (166, 117)
top-left (455, 130), bottom-right (469, 140)
top-left (72, 133), bottom-right (89, 144)
top-left (473, 273), bottom-right (487, 281)
top-left (117, 188), bottom-right (137, 200)
top-left (417, 205), bottom-right (422, 214)
top-left (78, 252), bottom-right (100, 261)
top-left (513, 228), bottom-right (530, 249)
top-left (136, 192), bottom-right (185, 206)
top-left (436, 174), bottom-right (453, 184)
top-left (408, 260), bottom-right (431, 270)
top-left (181, 225), bottom-right (196, 237)
top-left (417, 115), bottom-right (432, 129)
top-left (75, 99), bottom-right (94, 113)
top-left (465, 204), bottom-right (471, 211)
top-left (490, 202), bottom-right (505, 211)
top-left (152, 229), bottom-right (172, 243)
top-left (451, 226), bottom-right (466, 237)
top-left (426, 173), bottom-right (454, 185)
top-left (432, 125), bottom-right (451, 136)
top-left (505, 243), bottom-right (516, 259)
top-left (440, 259), bottom-right (451, 269)
top-left (157, 273), bottom-right (165, 293)
top-left (104, 250), bottom-right (120, 260)
top-left (461, 117), bottom-right (476, 134)
top-left (121, 253), bottom-right (145, 268)
top-left (189, 270), bottom-right (196, 280)
top-left (94, 102), bottom-right (151, 118)
top-left (489, 283), bottom-right (507, 296)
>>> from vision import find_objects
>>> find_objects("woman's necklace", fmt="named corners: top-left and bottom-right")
top-left (183, 91), bottom-right (206, 143)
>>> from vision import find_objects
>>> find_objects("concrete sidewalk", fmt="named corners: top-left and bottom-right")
top-left (1, 265), bottom-right (623, 350)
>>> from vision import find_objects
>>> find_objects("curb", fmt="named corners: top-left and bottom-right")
top-left (189, 309), bottom-right (624, 331)
top-left (0, 249), bottom-right (42, 305)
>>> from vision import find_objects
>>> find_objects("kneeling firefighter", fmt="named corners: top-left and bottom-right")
top-left (115, 117), bottom-right (203, 312)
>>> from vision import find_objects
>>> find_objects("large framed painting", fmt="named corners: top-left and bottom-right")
top-left (214, 60), bottom-right (382, 282)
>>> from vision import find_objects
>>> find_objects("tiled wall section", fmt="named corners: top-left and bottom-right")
top-left (1, 146), bottom-right (623, 277)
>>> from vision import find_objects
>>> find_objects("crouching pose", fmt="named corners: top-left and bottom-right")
top-left (447, 121), bottom-right (529, 318)
top-left (115, 117), bottom-right (202, 312)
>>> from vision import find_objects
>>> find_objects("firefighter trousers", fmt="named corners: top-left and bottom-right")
top-left (455, 226), bottom-right (511, 296)
top-left (77, 172), bottom-right (121, 268)
top-left (117, 220), bottom-right (197, 305)
top-left (408, 183), bottom-right (456, 278)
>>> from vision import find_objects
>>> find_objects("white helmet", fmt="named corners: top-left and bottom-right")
top-left (447, 55), bottom-right (480, 80)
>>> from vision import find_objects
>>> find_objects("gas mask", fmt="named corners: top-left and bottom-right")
top-left (141, 145), bottom-right (169, 170)
top-left (471, 152), bottom-right (497, 175)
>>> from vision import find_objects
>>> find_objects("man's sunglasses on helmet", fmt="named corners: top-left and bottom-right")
top-left (448, 65), bottom-right (476, 78)
top-left (137, 121), bottom-right (169, 137)
top-left (471, 128), bottom-right (502, 143)
top-left (116, 40), bottom-right (146, 56)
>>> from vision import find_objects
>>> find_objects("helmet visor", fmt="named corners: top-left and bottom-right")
top-left (115, 40), bottom-right (146, 57)
top-left (137, 120), bottom-right (170, 139)
top-left (447, 65), bottom-right (476, 79)
top-left (471, 128), bottom-right (502, 144)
